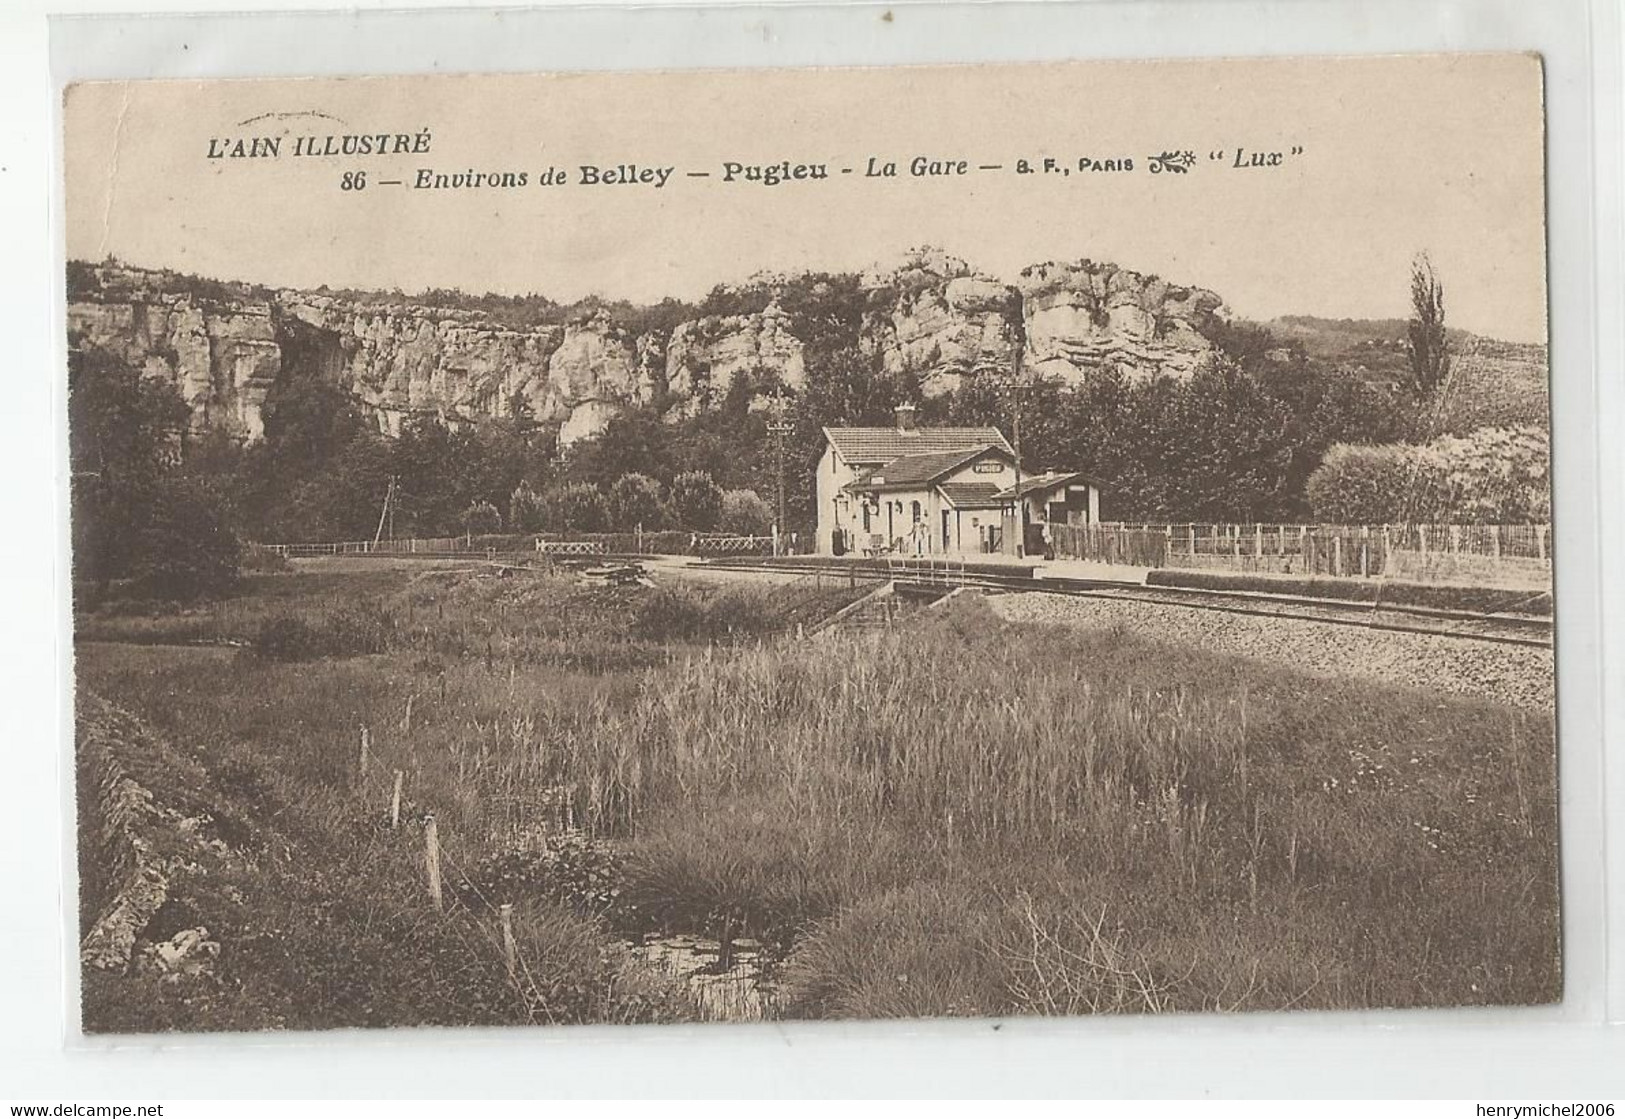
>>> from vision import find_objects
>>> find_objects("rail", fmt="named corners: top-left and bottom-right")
top-left (696, 557), bottom-right (1552, 649)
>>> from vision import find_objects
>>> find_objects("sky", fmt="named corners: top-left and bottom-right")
top-left (64, 54), bottom-right (1548, 341)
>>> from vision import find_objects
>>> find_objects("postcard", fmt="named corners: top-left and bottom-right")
top-left (62, 55), bottom-right (1556, 1032)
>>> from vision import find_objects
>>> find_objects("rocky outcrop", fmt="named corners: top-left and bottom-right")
top-left (69, 265), bottom-right (656, 447)
top-left (861, 249), bottom-right (1023, 397)
top-left (1018, 260), bottom-right (1224, 384)
top-left (68, 297), bottom-right (282, 439)
top-left (664, 304), bottom-right (804, 414)
top-left (67, 253), bottom-right (1228, 448)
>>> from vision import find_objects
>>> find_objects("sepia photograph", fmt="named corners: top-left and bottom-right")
top-left (61, 54), bottom-right (1559, 1034)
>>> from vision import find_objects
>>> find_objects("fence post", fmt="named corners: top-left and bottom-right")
top-left (358, 724), bottom-right (370, 781)
top-left (1449, 525), bottom-right (1461, 554)
top-left (423, 814), bottom-right (444, 912)
top-left (1538, 524), bottom-right (1548, 562)
top-left (1382, 525), bottom-right (1393, 574)
top-left (1333, 533), bottom-right (1343, 578)
top-left (1419, 524), bottom-right (1429, 555)
top-left (390, 770), bottom-right (404, 828)
top-left (1491, 525), bottom-right (1502, 562)
top-left (1253, 524), bottom-right (1263, 562)
top-left (1360, 526), bottom-right (1369, 578)
top-left (500, 902), bottom-right (518, 980)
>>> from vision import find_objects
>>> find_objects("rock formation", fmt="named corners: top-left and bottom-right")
top-left (860, 248), bottom-right (1023, 397)
top-left (1018, 260), bottom-right (1225, 384)
top-left (664, 303), bottom-right (804, 415)
top-left (66, 253), bottom-right (1228, 448)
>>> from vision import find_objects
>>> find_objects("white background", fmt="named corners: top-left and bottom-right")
top-left (2, 0), bottom-right (1622, 1099)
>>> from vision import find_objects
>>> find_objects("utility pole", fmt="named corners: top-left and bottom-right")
top-left (767, 388), bottom-right (794, 556)
top-left (373, 475), bottom-right (398, 545)
top-left (990, 351), bottom-right (1026, 558)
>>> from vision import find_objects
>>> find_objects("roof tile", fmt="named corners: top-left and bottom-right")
top-left (938, 482), bottom-right (1006, 507)
top-left (824, 425), bottom-right (1013, 464)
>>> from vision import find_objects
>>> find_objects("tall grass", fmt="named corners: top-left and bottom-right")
top-left (76, 572), bottom-right (1559, 1024)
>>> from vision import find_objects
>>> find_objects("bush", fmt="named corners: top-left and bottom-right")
top-left (720, 489), bottom-right (774, 535)
top-left (1145, 568), bottom-right (1552, 615)
top-left (608, 473), bottom-right (666, 531)
top-left (1306, 444), bottom-right (1433, 524)
top-left (542, 482), bottom-right (609, 532)
top-left (509, 481), bottom-right (545, 533)
top-left (669, 471), bottom-right (723, 531)
top-left (1307, 426), bottom-right (1550, 525)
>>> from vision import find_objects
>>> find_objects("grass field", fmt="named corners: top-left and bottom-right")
top-left (73, 561), bottom-right (1560, 1030)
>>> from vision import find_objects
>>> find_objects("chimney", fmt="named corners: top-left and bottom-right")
top-left (894, 403), bottom-right (918, 432)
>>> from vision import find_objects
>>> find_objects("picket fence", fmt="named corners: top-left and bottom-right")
top-left (1050, 522), bottom-right (1552, 584)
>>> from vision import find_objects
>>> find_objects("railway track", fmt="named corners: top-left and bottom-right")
top-left (702, 558), bottom-right (1554, 649)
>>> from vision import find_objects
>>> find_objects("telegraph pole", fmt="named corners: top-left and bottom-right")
top-left (991, 349), bottom-right (1026, 558)
top-left (767, 388), bottom-right (794, 556)
top-left (373, 475), bottom-right (398, 546)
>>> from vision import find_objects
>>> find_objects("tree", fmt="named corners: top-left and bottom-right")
top-left (460, 499), bottom-right (502, 538)
top-left (68, 346), bottom-right (241, 600)
top-left (720, 489), bottom-right (773, 535)
top-left (669, 471), bottom-right (724, 531)
top-left (608, 473), bottom-right (666, 530)
top-left (126, 475), bottom-right (242, 599)
top-left (1407, 253), bottom-right (1451, 394)
top-left (542, 482), bottom-right (608, 532)
top-left (509, 480), bottom-right (545, 532)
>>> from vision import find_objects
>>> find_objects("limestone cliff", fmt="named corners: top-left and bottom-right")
top-left (67, 253), bottom-right (1228, 448)
top-left (860, 248), bottom-right (1022, 397)
top-left (68, 264), bottom-right (654, 446)
top-left (1018, 260), bottom-right (1225, 384)
top-left (664, 303), bottom-right (804, 415)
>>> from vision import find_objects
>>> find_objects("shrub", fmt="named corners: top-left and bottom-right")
top-left (542, 482), bottom-right (608, 533)
top-left (1307, 426), bottom-right (1550, 525)
top-left (460, 499), bottom-right (502, 536)
top-left (1306, 444), bottom-right (1432, 524)
top-left (669, 471), bottom-right (723, 531)
top-left (509, 481), bottom-right (545, 533)
top-left (720, 489), bottom-right (774, 535)
top-left (608, 473), bottom-right (666, 531)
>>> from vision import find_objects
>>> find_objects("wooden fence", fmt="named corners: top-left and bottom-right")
top-left (265, 531), bottom-right (780, 559)
top-left (1050, 522), bottom-right (1552, 586)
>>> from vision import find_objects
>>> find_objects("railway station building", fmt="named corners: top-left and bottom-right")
top-left (817, 406), bottom-right (1101, 557)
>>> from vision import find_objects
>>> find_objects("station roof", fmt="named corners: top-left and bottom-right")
top-left (994, 470), bottom-right (1103, 500)
top-left (823, 425), bottom-right (1013, 465)
top-left (938, 482), bottom-right (1005, 508)
top-left (846, 444), bottom-right (1013, 493)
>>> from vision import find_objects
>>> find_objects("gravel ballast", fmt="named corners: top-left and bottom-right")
top-left (988, 592), bottom-right (1554, 711)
